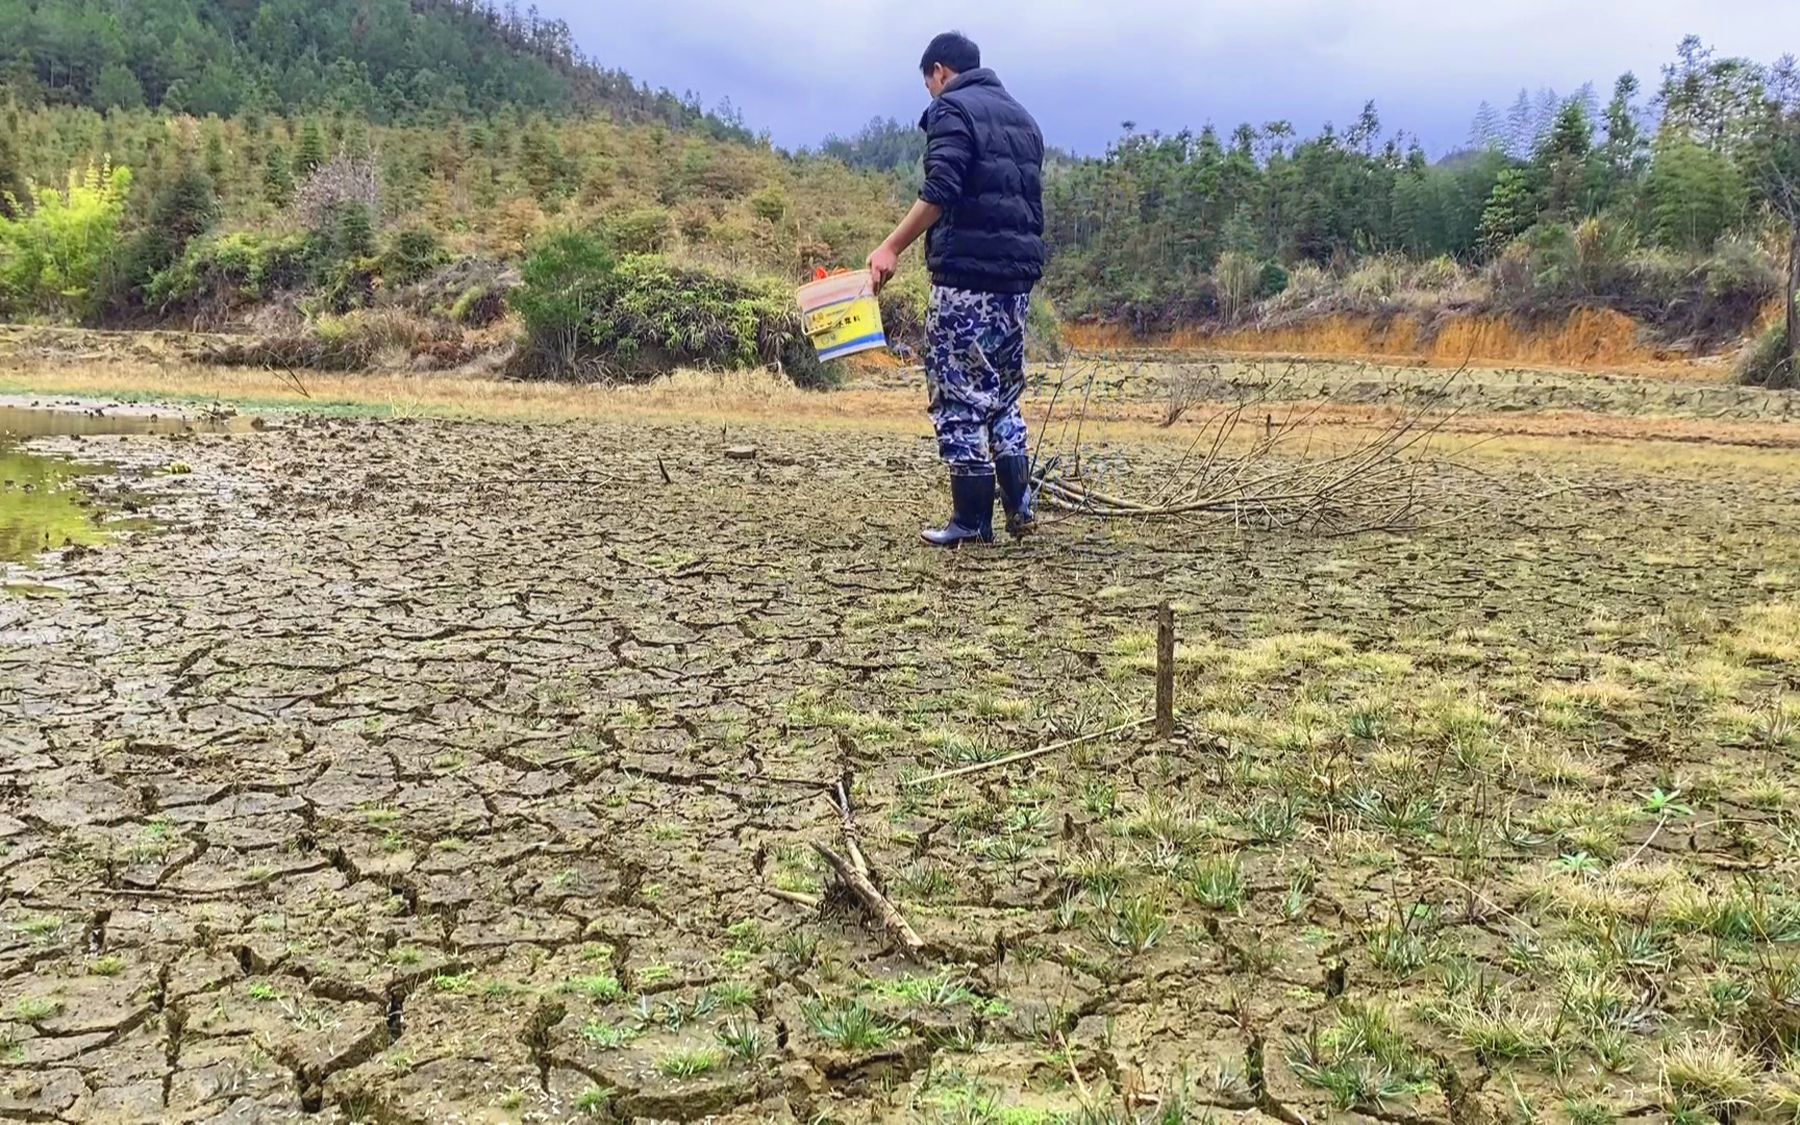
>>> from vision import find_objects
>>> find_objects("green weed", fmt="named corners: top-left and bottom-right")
top-left (715, 1016), bottom-right (764, 1063)
top-left (655, 1046), bottom-right (721, 1079)
top-left (1186, 856), bottom-right (1247, 912)
top-left (802, 998), bottom-right (901, 1052)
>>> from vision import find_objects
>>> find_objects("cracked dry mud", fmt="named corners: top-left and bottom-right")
top-left (2, 410), bottom-right (1799, 1124)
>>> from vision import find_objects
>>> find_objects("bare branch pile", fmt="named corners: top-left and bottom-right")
top-left (1029, 356), bottom-right (1466, 537)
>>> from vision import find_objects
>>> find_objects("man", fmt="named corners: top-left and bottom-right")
top-left (869, 31), bottom-right (1046, 547)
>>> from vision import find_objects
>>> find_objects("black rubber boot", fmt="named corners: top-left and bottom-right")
top-left (921, 473), bottom-right (996, 548)
top-left (995, 454), bottom-right (1037, 537)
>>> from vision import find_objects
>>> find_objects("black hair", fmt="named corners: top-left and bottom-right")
top-left (920, 31), bottom-right (980, 76)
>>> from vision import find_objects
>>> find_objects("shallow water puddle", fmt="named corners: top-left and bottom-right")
top-left (0, 403), bottom-right (253, 439)
top-left (0, 445), bottom-right (102, 564)
top-left (0, 403), bottom-right (249, 566)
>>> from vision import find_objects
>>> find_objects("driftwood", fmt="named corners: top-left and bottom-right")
top-left (765, 775), bottom-right (928, 958)
top-left (811, 841), bottom-right (926, 956)
top-left (766, 888), bottom-right (822, 909)
top-left (832, 778), bottom-right (870, 879)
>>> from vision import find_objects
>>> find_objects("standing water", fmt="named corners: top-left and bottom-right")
top-left (0, 444), bottom-right (99, 563)
top-left (0, 403), bottom-right (249, 564)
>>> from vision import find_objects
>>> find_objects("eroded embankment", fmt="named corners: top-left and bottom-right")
top-left (1065, 308), bottom-right (1749, 376)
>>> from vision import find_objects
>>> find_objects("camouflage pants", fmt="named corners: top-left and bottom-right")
top-left (925, 285), bottom-right (1032, 478)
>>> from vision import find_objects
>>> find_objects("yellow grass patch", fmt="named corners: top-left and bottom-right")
top-left (1723, 602), bottom-right (1800, 666)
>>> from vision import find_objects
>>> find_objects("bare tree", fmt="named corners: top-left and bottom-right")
top-left (292, 150), bottom-right (381, 232)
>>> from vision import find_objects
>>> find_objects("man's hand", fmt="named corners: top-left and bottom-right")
top-left (868, 245), bottom-right (899, 295)
top-left (868, 201), bottom-right (943, 297)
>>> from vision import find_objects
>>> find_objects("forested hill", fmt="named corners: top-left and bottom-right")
top-left (0, 0), bottom-right (753, 138)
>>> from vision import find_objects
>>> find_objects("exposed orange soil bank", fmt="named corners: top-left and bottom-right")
top-left (1066, 309), bottom-right (1715, 377)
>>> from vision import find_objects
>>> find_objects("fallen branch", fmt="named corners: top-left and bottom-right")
top-left (273, 364), bottom-right (312, 400)
top-left (903, 717), bottom-right (1154, 787)
top-left (831, 779), bottom-right (871, 879)
top-left (1026, 356), bottom-right (1474, 537)
top-left (766, 888), bottom-right (822, 910)
top-left (812, 842), bottom-right (926, 956)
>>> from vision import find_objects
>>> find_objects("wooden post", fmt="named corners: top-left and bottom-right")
top-left (1155, 601), bottom-right (1176, 739)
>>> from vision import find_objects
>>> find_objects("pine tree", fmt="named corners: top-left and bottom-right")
top-left (0, 130), bottom-right (26, 219)
top-left (1604, 75), bottom-right (1645, 169)
top-left (1531, 88), bottom-right (1563, 152)
top-left (1504, 90), bottom-right (1535, 160)
top-left (342, 120), bottom-right (372, 161)
top-left (1597, 73), bottom-right (1648, 211)
top-left (1469, 102), bottom-right (1504, 151)
top-left (92, 63), bottom-right (146, 111)
top-left (1478, 168), bottom-right (1539, 256)
top-left (1659, 37), bottom-right (1771, 153)
top-left (204, 131), bottom-right (227, 187)
top-left (264, 144), bottom-right (295, 207)
top-left (120, 161), bottom-right (219, 305)
top-left (294, 123), bottom-right (326, 178)
top-left (1538, 102), bottom-right (1596, 219)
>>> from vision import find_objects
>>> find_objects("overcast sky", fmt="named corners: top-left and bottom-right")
top-left (542, 1), bottom-right (1800, 156)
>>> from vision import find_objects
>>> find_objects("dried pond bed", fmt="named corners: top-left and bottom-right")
top-left (0, 413), bottom-right (1798, 1123)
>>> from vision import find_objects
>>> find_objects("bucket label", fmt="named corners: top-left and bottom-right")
top-left (804, 296), bottom-right (885, 359)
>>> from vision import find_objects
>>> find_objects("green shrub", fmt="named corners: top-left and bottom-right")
top-left (119, 163), bottom-right (218, 310)
top-left (817, 217), bottom-right (882, 268)
top-left (1520, 223), bottom-right (1580, 297)
top-left (450, 283), bottom-right (505, 327)
top-left (312, 201), bottom-right (377, 266)
top-left (1623, 249), bottom-right (1685, 310)
top-left (1740, 319), bottom-right (1796, 389)
top-left (1256, 261), bottom-right (1291, 299)
top-left (1344, 255), bottom-right (1404, 302)
top-left (1408, 255), bottom-right (1462, 291)
top-left (604, 207), bottom-right (674, 254)
top-left (378, 227), bottom-right (447, 288)
top-left (1645, 238), bottom-right (1778, 345)
top-left (1701, 237), bottom-right (1781, 310)
top-left (0, 160), bottom-right (134, 322)
top-left (878, 272), bottom-right (929, 353)
top-left (1027, 292), bottom-right (1067, 361)
top-left (597, 255), bottom-right (828, 386)
top-left (302, 202), bottom-right (382, 314)
top-left (145, 230), bottom-right (310, 312)
top-left (1571, 216), bottom-right (1636, 293)
top-left (1488, 228), bottom-right (1776, 345)
top-left (512, 228), bottom-right (619, 372)
top-left (748, 185), bottom-right (789, 224)
top-left (511, 232), bottom-right (830, 386)
top-left (1273, 263), bottom-right (1331, 306)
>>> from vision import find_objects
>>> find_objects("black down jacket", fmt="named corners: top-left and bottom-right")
top-left (917, 69), bottom-right (1046, 295)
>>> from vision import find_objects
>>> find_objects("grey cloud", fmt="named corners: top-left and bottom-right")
top-left (544, 0), bottom-right (1800, 155)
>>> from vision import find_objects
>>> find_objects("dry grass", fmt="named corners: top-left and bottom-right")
top-left (1662, 1032), bottom-right (1760, 1114)
top-left (5, 354), bottom-right (1800, 479)
top-left (0, 359), bottom-right (906, 432)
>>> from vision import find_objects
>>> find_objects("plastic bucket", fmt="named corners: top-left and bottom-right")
top-left (797, 271), bottom-right (887, 362)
